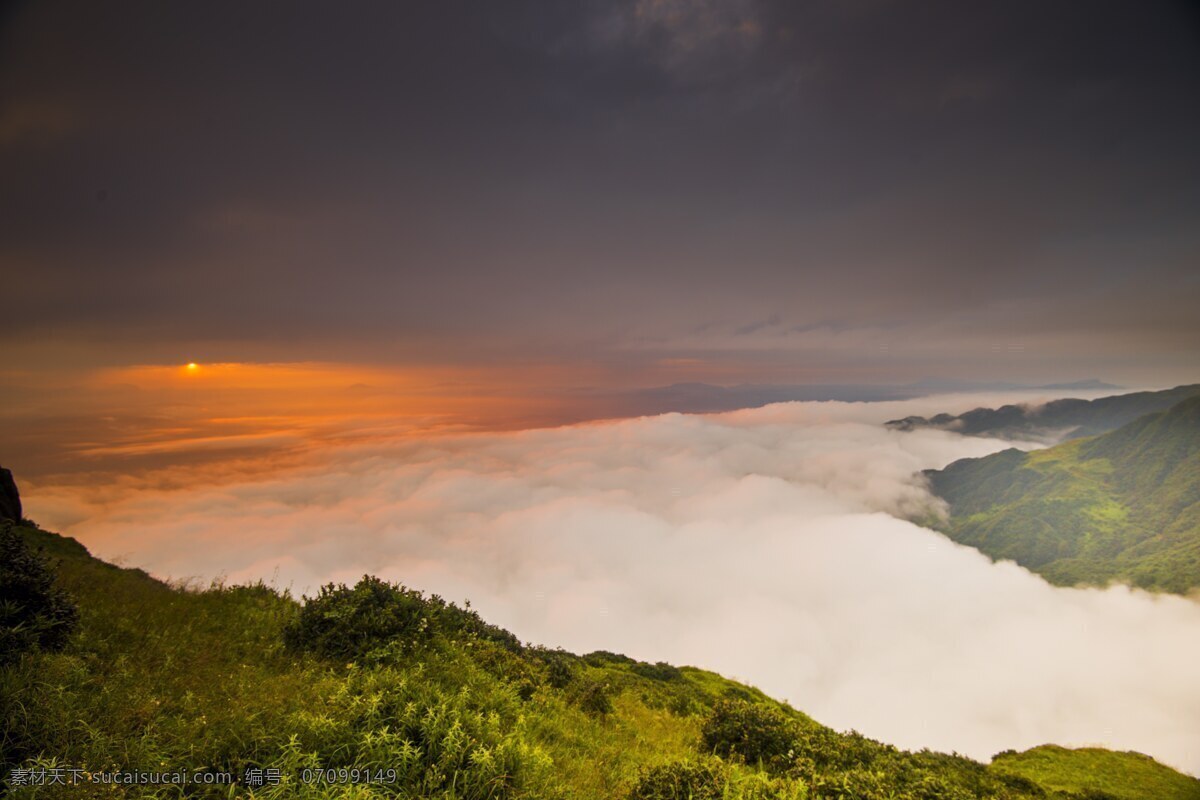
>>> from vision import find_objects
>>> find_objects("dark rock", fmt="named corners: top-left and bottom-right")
top-left (0, 467), bottom-right (22, 523)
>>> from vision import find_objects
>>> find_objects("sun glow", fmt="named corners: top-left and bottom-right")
top-left (66, 361), bottom-right (593, 463)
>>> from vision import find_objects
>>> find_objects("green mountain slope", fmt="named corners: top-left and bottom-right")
top-left (888, 384), bottom-right (1200, 443)
top-left (925, 396), bottom-right (1200, 592)
top-left (3, 522), bottom-right (1198, 799)
top-left (993, 747), bottom-right (1200, 800)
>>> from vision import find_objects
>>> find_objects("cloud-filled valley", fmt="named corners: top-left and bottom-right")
top-left (28, 394), bottom-right (1200, 774)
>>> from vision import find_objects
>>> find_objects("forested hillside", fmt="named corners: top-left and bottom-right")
top-left (925, 396), bottom-right (1200, 593)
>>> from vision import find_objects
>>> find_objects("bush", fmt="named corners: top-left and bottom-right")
top-left (789, 727), bottom-right (892, 774)
top-left (282, 575), bottom-right (520, 661)
top-left (284, 664), bottom-right (551, 799)
top-left (573, 678), bottom-right (615, 716)
top-left (700, 700), bottom-right (799, 767)
top-left (0, 524), bottom-right (79, 665)
top-left (629, 758), bottom-right (729, 800)
top-left (584, 649), bottom-right (636, 667)
top-left (534, 647), bottom-right (579, 689)
top-left (996, 773), bottom-right (1047, 796)
top-left (632, 661), bottom-right (683, 682)
top-left (789, 735), bottom-right (1043, 800)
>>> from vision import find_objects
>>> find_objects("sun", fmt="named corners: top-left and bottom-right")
top-left (186, 362), bottom-right (199, 372)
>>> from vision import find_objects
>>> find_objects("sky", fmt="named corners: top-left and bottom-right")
top-left (2, 0), bottom-right (1200, 392)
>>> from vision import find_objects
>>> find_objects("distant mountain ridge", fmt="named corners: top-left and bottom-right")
top-left (923, 394), bottom-right (1200, 593)
top-left (583, 378), bottom-right (1123, 419)
top-left (904, 378), bottom-right (1121, 393)
top-left (888, 384), bottom-right (1200, 443)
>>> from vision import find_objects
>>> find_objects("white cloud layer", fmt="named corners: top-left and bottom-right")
top-left (29, 393), bottom-right (1200, 774)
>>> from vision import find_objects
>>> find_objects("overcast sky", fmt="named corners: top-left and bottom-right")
top-left (2, 0), bottom-right (1199, 385)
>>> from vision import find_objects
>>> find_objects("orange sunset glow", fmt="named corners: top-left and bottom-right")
top-left (7, 359), bottom-right (746, 484)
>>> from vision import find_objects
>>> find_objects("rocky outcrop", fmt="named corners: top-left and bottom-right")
top-left (0, 467), bottom-right (22, 523)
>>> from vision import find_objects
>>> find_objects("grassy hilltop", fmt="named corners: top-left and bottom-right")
top-left (3, 522), bottom-right (1199, 800)
top-left (926, 395), bottom-right (1200, 593)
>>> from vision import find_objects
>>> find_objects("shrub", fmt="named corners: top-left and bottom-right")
top-left (573, 678), bottom-right (614, 716)
top-left (629, 758), bottom-right (729, 800)
top-left (534, 647), bottom-right (579, 689)
top-left (0, 524), bottom-right (79, 665)
top-left (790, 727), bottom-right (892, 774)
top-left (996, 773), bottom-right (1047, 795)
top-left (790, 737), bottom-right (1039, 800)
top-left (282, 575), bottom-right (520, 661)
top-left (547, 657), bottom-right (575, 688)
top-left (700, 700), bottom-right (799, 767)
top-left (632, 661), bottom-right (683, 682)
top-left (284, 665), bottom-right (551, 799)
top-left (584, 649), bottom-right (635, 667)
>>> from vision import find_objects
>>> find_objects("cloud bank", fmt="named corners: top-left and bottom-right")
top-left (29, 395), bottom-right (1200, 774)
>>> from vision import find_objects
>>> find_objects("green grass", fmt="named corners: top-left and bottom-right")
top-left (3, 522), bottom-right (1198, 799)
top-left (993, 746), bottom-right (1200, 800)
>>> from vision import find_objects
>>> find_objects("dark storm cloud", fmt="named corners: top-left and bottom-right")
top-left (2, 0), bottom-right (1198, 379)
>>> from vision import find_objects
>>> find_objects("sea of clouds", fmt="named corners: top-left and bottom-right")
top-left (29, 393), bottom-right (1200, 773)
